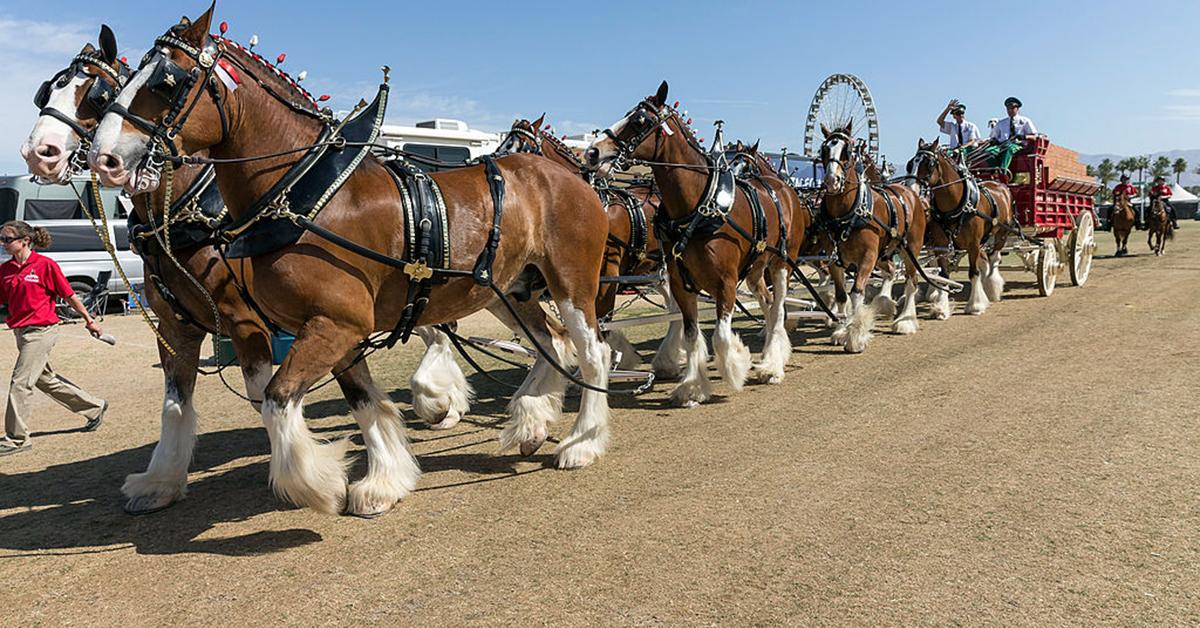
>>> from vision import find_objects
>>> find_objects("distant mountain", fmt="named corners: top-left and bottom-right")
top-left (1079, 149), bottom-right (1200, 186)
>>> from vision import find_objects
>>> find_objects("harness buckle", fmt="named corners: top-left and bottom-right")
top-left (403, 260), bottom-right (434, 281)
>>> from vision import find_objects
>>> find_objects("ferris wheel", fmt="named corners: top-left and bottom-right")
top-left (802, 73), bottom-right (880, 160)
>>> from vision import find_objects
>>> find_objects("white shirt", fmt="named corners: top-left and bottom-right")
top-left (939, 119), bottom-right (981, 148)
top-left (989, 115), bottom-right (1038, 142)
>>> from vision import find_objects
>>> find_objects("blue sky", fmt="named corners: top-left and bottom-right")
top-left (3, 0), bottom-right (1199, 173)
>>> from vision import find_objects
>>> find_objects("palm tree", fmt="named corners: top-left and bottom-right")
top-left (1173, 158), bottom-right (1188, 183)
top-left (1135, 155), bottom-right (1151, 186)
top-left (1117, 157), bottom-right (1136, 177)
top-left (1151, 155), bottom-right (1171, 179)
top-left (1097, 159), bottom-right (1116, 201)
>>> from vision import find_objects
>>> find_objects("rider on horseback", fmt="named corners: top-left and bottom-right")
top-left (1149, 175), bottom-right (1179, 229)
top-left (1113, 175), bottom-right (1141, 228)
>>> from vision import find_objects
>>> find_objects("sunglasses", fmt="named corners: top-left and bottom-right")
top-left (0, 236), bottom-right (26, 243)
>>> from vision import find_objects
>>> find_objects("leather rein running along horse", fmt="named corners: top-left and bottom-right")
top-left (600, 98), bottom-right (839, 320)
top-left (107, 32), bottom-right (639, 396)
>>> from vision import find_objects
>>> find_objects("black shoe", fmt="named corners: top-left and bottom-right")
top-left (0, 440), bottom-right (31, 457)
top-left (83, 401), bottom-right (108, 432)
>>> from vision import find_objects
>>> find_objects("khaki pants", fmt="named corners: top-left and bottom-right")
top-left (4, 325), bottom-right (105, 445)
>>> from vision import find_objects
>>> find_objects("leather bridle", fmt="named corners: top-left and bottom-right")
top-left (33, 52), bottom-right (132, 180)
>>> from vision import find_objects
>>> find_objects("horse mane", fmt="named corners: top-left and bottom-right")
top-left (538, 126), bottom-right (584, 169)
top-left (216, 36), bottom-right (322, 114)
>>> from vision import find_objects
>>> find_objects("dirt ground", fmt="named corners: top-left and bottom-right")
top-left (0, 225), bottom-right (1196, 626)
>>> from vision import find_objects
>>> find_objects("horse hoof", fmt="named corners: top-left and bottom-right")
top-left (428, 409), bottom-right (461, 431)
top-left (519, 436), bottom-right (547, 457)
top-left (347, 503), bottom-right (393, 519)
top-left (124, 494), bottom-right (177, 516)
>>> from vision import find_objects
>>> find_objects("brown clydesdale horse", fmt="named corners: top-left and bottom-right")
top-left (23, 25), bottom-right (476, 515)
top-left (1147, 197), bottom-right (1174, 256)
top-left (21, 27), bottom-right (279, 514)
top-left (818, 123), bottom-right (928, 352)
top-left (910, 138), bottom-right (1013, 318)
top-left (729, 140), bottom-right (816, 327)
top-left (586, 82), bottom-right (802, 405)
top-left (499, 116), bottom-right (685, 374)
top-left (90, 7), bottom-right (612, 517)
top-left (1110, 188), bottom-right (1136, 256)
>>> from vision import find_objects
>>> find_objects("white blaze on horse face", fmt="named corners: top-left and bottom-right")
top-left (25, 75), bottom-right (88, 153)
top-left (824, 139), bottom-right (847, 190)
top-left (91, 57), bottom-right (158, 167)
top-left (588, 112), bottom-right (631, 172)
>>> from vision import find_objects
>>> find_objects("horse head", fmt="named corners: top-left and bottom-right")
top-left (498, 114), bottom-right (545, 156)
top-left (819, 120), bottom-right (856, 194)
top-left (586, 80), bottom-right (682, 178)
top-left (22, 25), bottom-right (130, 183)
top-left (909, 137), bottom-right (946, 190)
top-left (91, 5), bottom-right (226, 191)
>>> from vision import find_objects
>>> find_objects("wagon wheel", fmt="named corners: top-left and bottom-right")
top-left (1036, 240), bottom-right (1058, 297)
top-left (803, 74), bottom-right (880, 161)
top-left (1068, 211), bottom-right (1096, 287)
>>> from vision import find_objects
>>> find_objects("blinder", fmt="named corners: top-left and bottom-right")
top-left (146, 55), bottom-right (195, 104)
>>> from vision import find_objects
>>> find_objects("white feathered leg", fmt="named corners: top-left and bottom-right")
top-left (844, 291), bottom-right (875, 353)
top-left (499, 328), bottom-right (568, 457)
top-left (262, 398), bottom-right (351, 515)
top-left (929, 287), bottom-right (952, 320)
top-left (751, 267), bottom-right (791, 384)
top-left (670, 322), bottom-right (711, 407)
top-left (346, 379), bottom-right (421, 517)
top-left (410, 326), bottom-right (474, 430)
top-left (964, 265), bottom-right (990, 315)
top-left (712, 310), bottom-right (751, 392)
top-left (872, 275), bottom-right (897, 319)
top-left (122, 377), bottom-right (198, 514)
top-left (892, 280), bottom-right (921, 335)
top-left (651, 285), bottom-right (685, 379)
top-left (554, 302), bottom-right (611, 469)
top-left (983, 251), bottom-right (1005, 302)
top-left (607, 330), bottom-right (640, 370)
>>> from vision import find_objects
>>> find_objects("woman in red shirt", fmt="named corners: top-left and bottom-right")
top-left (0, 220), bottom-right (107, 456)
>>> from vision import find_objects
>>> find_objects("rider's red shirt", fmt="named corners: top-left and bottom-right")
top-left (1113, 183), bottom-right (1137, 197)
top-left (1150, 183), bottom-right (1172, 198)
top-left (0, 251), bottom-right (75, 328)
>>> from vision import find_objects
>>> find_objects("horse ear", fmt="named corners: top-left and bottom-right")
top-left (931, 137), bottom-right (940, 149)
top-left (532, 113), bottom-right (544, 130)
top-left (917, 138), bottom-right (925, 148)
top-left (80, 42), bottom-right (97, 55)
top-left (99, 24), bottom-right (118, 64)
top-left (845, 119), bottom-right (853, 134)
top-left (751, 139), bottom-right (760, 153)
top-left (653, 81), bottom-right (669, 107)
top-left (821, 122), bottom-right (831, 138)
top-left (181, 1), bottom-right (216, 47)
top-left (735, 140), bottom-right (745, 151)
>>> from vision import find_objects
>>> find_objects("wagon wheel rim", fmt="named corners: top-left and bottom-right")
top-left (1036, 241), bottom-right (1058, 297)
top-left (1069, 212), bottom-right (1095, 286)
top-left (803, 73), bottom-right (880, 162)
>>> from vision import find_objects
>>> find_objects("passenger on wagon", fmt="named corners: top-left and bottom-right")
top-left (936, 99), bottom-right (982, 150)
top-left (1113, 175), bottom-right (1142, 228)
top-left (987, 97), bottom-right (1038, 173)
top-left (1148, 175), bottom-right (1179, 229)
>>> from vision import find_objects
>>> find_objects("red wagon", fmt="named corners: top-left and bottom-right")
top-left (971, 136), bottom-right (1100, 296)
